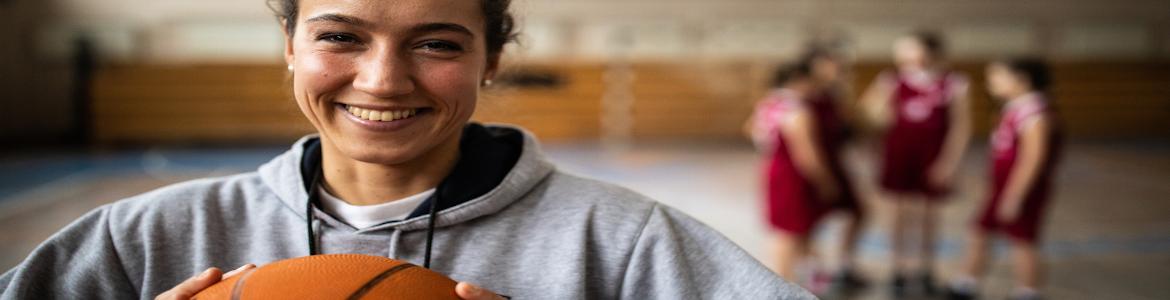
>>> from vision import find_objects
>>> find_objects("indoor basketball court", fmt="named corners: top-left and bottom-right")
top-left (1, 0), bottom-right (1168, 299)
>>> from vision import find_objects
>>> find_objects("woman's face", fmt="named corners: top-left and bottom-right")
top-left (986, 63), bottom-right (1027, 102)
top-left (284, 0), bottom-right (496, 165)
top-left (893, 36), bottom-right (929, 68)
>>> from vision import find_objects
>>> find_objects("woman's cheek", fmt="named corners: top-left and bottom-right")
top-left (421, 61), bottom-right (480, 116)
top-left (292, 50), bottom-right (353, 131)
top-left (300, 53), bottom-right (353, 99)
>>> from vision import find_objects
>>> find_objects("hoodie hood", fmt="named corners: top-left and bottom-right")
top-left (258, 123), bottom-right (555, 231)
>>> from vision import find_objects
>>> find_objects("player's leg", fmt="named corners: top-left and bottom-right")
top-left (833, 208), bottom-right (868, 290)
top-left (918, 198), bottom-right (939, 294)
top-left (1009, 238), bottom-right (1043, 300)
top-left (889, 194), bottom-right (915, 296)
top-left (839, 209), bottom-right (863, 269)
top-left (946, 229), bottom-right (990, 300)
top-left (774, 231), bottom-right (809, 281)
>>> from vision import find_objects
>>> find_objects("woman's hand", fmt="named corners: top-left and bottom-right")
top-left (456, 282), bottom-right (507, 300)
top-left (155, 264), bottom-right (256, 300)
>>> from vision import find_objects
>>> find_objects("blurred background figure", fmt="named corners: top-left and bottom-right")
top-left (858, 31), bottom-right (972, 297)
top-left (2, 1), bottom-right (1169, 299)
top-left (946, 58), bottom-right (1062, 300)
top-left (747, 59), bottom-right (828, 292)
top-left (746, 47), bottom-right (865, 295)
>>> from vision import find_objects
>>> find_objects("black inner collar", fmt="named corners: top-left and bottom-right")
top-left (299, 123), bottom-right (524, 220)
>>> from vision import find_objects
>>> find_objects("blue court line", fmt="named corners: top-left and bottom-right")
top-left (0, 148), bottom-right (284, 201)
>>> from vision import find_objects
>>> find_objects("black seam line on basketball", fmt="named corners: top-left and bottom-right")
top-left (229, 268), bottom-right (259, 300)
top-left (347, 263), bottom-right (416, 300)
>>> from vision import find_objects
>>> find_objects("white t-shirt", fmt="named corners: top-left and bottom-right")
top-left (317, 187), bottom-right (435, 229)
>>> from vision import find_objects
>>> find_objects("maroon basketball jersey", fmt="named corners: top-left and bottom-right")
top-left (809, 92), bottom-right (860, 209)
top-left (887, 71), bottom-right (959, 145)
top-left (760, 91), bottom-right (817, 232)
top-left (989, 93), bottom-right (1061, 200)
top-left (978, 93), bottom-right (1062, 240)
top-left (877, 70), bottom-right (964, 196)
top-left (809, 92), bottom-right (848, 155)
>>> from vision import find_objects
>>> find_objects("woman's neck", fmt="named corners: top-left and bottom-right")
top-left (319, 133), bottom-right (461, 206)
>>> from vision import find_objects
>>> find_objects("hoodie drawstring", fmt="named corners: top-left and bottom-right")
top-left (304, 163), bottom-right (440, 269)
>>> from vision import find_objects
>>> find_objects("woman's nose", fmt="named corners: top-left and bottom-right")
top-left (353, 48), bottom-right (415, 99)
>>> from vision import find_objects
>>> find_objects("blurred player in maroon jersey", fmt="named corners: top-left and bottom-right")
top-left (946, 58), bottom-right (1062, 300)
top-left (859, 31), bottom-right (972, 296)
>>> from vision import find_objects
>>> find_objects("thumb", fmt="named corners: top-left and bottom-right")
top-left (155, 267), bottom-right (223, 300)
top-left (455, 282), bottom-right (505, 300)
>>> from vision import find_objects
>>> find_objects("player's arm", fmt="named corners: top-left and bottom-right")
top-left (859, 72), bottom-right (896, 129)
top-left (743, 108), bottom-right (761, 146)
top-left (930, 76), bottom-right (973, 188)
top-left (997, 114), bottom-right (1051, 222)
top-left (780, 107), bottom-right (839, 202)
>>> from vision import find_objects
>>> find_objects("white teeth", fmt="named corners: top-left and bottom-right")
top-left (345, 105), bottom-right (419, 122)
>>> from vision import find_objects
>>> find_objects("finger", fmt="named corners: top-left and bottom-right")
top-left (156, 267), bottom-right (223, 300)
top-left (455, 282), bottom-right (504, 300)
top-left (222, 264), bottom-right (256, 279)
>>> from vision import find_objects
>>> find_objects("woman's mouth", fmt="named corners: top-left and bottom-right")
top-left (343, 104), bottom-right (426, 122)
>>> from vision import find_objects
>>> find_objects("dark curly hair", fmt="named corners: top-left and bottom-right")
top-left (267, 0), bottom-right (517, 56)
top-left (995, 57), bottom-right (1053, 92)
top-left (771, 61), bottom-right (814, 88)
top-left (907, 30), bottom-right (946, 59)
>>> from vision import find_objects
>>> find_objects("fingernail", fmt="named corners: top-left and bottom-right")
top-left (200, 268), bottom-right (215, 278)
top-left (465, 283), bottom-right (482, 295)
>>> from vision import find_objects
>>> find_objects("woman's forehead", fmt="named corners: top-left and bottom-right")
top-left (298, 0), bottom-right (484, 32)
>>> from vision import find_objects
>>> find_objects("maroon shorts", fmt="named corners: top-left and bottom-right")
top-left (879, 135), bottom-right (948, 198)
top-left (765, 167), bottom-right (863, 236)
top-left (976, 193), bottom-right (1050, 242)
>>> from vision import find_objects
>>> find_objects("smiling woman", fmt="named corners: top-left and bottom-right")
top-left (0, 0), bottom-right (813, 299)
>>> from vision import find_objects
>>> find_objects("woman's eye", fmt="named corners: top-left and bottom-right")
top-left (417, 41), bottom-right (463, 52)
top-left (318, 33), bottom-right (359, 44)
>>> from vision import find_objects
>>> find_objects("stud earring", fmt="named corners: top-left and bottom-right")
top-left (483, 79), bottom-right (493, 86)
top-left (287, 65), bottom-right (294, 72)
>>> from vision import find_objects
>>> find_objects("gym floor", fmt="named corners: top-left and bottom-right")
top-left (1, 139), bottom-right (1167, 299)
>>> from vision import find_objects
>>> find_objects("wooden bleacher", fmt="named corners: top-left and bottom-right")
top-left (90, 61), bottom-right (1170, 144)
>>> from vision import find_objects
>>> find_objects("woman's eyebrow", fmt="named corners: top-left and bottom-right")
top-left (302, 14), bottom-right (473, 38)
top-left (305, 13), bottom-right (370, 27)
top-left (411, 23), bottom-right (475, 38)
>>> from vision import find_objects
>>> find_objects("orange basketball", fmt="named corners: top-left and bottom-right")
top-left (192, 254), bottom-right (459, 300)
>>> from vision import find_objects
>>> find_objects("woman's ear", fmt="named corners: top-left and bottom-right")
top-left (483, 54), bottom-right (501, 84)
top-left (282, 21), bottom-right (295, 69)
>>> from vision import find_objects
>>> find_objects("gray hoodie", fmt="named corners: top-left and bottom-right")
top-left (0, 124), bottom-right (813, 299)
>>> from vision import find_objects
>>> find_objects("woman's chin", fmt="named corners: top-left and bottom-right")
top-left (341, 146), bottom-right (427, 166)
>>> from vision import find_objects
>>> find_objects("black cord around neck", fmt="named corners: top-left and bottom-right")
top-left (304, 158), bottom-right (439, 269)
top-left (423, 191), bottom-right (440, 269)
top-left (306, 163), bottom-right (322, 256)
